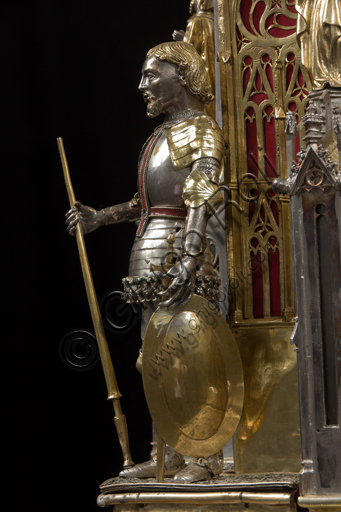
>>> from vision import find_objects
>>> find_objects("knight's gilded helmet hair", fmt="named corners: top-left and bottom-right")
top-left (146, 41), bottom-right (214, 105)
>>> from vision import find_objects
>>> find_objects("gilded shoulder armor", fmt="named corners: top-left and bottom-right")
top-left (165, 115), bottom-right (225, 172)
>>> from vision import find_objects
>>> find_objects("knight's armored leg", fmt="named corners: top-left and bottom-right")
top-left (173, 450), bottom-right (224, 483)
top-left (135, 301), bottom-right (157, 375)
top-left (119, 302), bottom-right (185, 479)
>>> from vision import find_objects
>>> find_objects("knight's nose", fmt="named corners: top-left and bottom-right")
top-left (139, 78), bottom-right (146, 91)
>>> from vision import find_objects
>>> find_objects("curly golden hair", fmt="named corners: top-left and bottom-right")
top-left (146, 41), bottom-right (214, 105)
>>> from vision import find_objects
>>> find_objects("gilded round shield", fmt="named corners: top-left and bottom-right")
top-left (142, 295), bottom-right (244, 458)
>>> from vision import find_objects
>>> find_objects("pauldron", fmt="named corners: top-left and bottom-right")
top-left (165, 115), bottom-right (225, 173)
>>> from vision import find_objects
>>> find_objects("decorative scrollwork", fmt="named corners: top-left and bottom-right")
top-left (237, 0), bottom-right (297, 43)
top-left (317, 145), bottom-right (338, 176)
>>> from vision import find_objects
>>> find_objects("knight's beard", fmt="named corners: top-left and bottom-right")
top-left (144, 93), bottom-right (164, 118)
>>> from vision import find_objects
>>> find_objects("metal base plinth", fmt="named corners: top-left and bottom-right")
top-left (298, 495), bottom-right (341, 511)
top-left (97, 470), bottom-right (299, 511)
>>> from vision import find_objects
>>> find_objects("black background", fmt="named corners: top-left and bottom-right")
top-left (3, 1), bottom-right (189, 510)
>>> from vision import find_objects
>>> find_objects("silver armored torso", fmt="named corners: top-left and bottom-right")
top-left (147, 131), bottom-right (190, 208)
top-left (122, 128), bottom-right (219, 304)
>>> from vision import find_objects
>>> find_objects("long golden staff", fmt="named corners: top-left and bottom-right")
top-left (57, 137), bottom-right (134, 469)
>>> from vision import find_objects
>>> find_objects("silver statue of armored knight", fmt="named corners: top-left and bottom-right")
top-left (65, 41), bottom-right (225, 483)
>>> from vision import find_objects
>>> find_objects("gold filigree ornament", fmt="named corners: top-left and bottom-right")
top-left (182, 169), bottom-right (223, 214)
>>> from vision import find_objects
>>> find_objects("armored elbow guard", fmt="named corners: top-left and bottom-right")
top-left (182, 169), bottom-right (223, 216)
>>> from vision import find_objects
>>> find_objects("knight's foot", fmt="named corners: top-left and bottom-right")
top-left (119, 447), bottom-right (185, 479)
top-left (173, 463), bottom-right (211, 483)
top-left (173, 451), bottom-right (223, 483)
top-left (119, 459), bottom-right (157, 479)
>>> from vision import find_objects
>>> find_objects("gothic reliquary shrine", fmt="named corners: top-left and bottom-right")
top-left (62, 1), bottom-right (341, 511)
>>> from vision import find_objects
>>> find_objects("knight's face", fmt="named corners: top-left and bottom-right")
top-left (190, 0), bottom-right (198, 13)
top-left (139, 56), bottom-right (185, 118)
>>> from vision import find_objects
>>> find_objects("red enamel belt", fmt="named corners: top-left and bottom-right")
top-left (149, 207), bottom-right (187, 218)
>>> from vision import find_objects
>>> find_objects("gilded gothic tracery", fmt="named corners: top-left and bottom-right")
top-left (215, 0), bottom-right (307, 474)
top-left (225, 0), bottom-right (312, 321)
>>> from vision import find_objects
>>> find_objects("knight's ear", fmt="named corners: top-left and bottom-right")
top-left (179, 74), bottom-right (186, 86)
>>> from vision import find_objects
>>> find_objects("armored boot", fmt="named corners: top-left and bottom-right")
top-left (119, 424), bottom-right (185, 479)
top-left (173, 450), bottom-right (223, 483)
top-left (119, 445), bottom-right (185, 479)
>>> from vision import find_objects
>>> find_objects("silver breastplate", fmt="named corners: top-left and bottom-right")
top-left (125, 131), bottom-right (216, 290)
top-left (146, 130), bottom-right (190, 207)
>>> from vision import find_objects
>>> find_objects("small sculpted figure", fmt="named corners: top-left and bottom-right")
top-left (173, 1), bottom-right (215, 117)
top-left (296, 0), bottom-right (341, 88)
top-left (65, 41), bottom-right (225, 483)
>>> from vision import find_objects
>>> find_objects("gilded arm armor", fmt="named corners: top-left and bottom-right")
top-left (155, 116), bottom-right (225, 307)
top-left (182, 158), bottom-right (223, 258)
top-left (160, 157), bottom-right (223, 307)
top-left (165, 114), bottom-right (225, 259)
